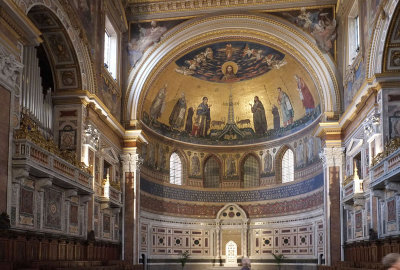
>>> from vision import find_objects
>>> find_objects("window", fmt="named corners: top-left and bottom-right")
top-left (204, 157), bottom-right (220, 188)
top-left (243, 155), bottom-right (259, 188)
top-left (104, 16), bottom-right (117, 79)
top-left (282, 149), bottom-right (294, 183)
top-left (348, 3), bottom-right (360, 63)
top-left (169, 153), bottom-right (182, 185)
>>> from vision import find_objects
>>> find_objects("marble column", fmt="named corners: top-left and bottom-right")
top-left (121, 150), bottom-right (141, 263)
top-left (320, 147), bottom-right (345, 265)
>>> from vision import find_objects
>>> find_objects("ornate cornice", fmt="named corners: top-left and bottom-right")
top-left (126, 0), bottom-right (336, 18)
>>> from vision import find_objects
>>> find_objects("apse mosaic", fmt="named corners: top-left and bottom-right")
top-left (141, 41), bottom-right (321, 145)
top-left (175, 41), bottom-right (286, 83)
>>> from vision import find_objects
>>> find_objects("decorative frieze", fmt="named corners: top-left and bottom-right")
top-left (0, 44), bottom-right (23, 90)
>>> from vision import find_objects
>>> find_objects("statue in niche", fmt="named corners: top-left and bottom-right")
top-left (226, 155), bottom-right (236, 177)
top-left (191, 154), bottom-right (200, 176)
top-left (264, 150), bottom-right (273, 174)
top-left (169, 92), bottom-right (187, 129)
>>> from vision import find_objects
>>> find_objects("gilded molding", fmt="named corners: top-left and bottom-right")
top-left (127, 0), bottom-right (336, 17)
top-left (126, 13), bottom-right (340, 123)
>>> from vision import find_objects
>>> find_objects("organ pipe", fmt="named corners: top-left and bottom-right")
top-left (21, 46), bottom-right (53, 132)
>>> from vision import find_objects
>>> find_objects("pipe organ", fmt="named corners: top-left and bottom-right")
top-left (21, 46), bottom-right (53, 133)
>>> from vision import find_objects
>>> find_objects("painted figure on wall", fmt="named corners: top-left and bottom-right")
top-left (226, 155), bottom-right (236, 177)
top-left (277, 87), bottom-right (294, 127)
top-left (295, 75), bottom-right (315, 114)
top-left (307, 137), bottom-right (314, 163)
top-left (185, 107), bottom-right (194, 134)
top-left (128, 21), bottom-right (167, 67)
top-left (191, 154), bottom-right (200, 176)
top-left (296, 141), bottom-right (304, 167)
top-left (283, 7), bottom-right (336, 53)
top-left (311, 13), bottom-right (337, 52)
top-left (149, 84), bottom-right (167, 123)
top-left (169, 92), bottom-right (187, 129)
top-left (221, 62), bottom-right (238, 82)
top-left (225, 43), bottom-right (233, 60)
top-left (147, 144), bottom-right (155, 168)
top-left (272, 105), bottom-right (280, 130)
top-left (250, 96), bottom-right (268, 134)
top-left (264, 150), bottom-right (273, 174)
top-left (157, 146), bottom-right (166, 171)
top-left (192, 97), bottom-right (211, 137)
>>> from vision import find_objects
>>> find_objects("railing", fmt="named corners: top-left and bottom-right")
top-left (13, 139), bottom-right (93, 191)
top-left (370, 146), bottom-right (400, 186)
top-left (109, 186), bottom-right (122, 205)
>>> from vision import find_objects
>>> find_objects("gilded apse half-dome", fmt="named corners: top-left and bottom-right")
top-left (141, 40), bottom-right (321, 145)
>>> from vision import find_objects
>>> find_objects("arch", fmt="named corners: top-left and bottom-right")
top-left (281, 149), bottom-right (294, 183)
top-left (216, 203), bottom-right (248, 220)
top-left (383, 2), bottom-right (400, 73)
top-left (169, 148), bottom-right (189, 184)
top-left (203, 155), bottom-right (221, 188)
top-left (125, 13), bottom-right (340, 123)
top-left (169, 152), bottom-right (182, 185)
top-left (275, 145), bottom-right (295, 184)
top-left (367, 0), bottom-right (399, 78)
top-left (27, 5), bottom-right (82, 92)
top-left (17, 0), bottom-right (95, 92)
top-left (240, 153), bottom-right (261, 188)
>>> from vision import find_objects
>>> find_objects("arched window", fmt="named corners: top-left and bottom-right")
top-left (243, 155), bottom-right (259, 188)
top-left (169, 152), bottom-right (182, 185)
top-left (204, 157), bottom-right (220, 188)
top-left (282, 149), bottom-right (294, 183)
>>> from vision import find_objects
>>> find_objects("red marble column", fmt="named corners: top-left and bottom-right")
top-left (0, 86), bottom-right (10, 213)
top-left (329, 166), bottom-right (341, 264)
top-left (124, 172), bottom-right (135, 262)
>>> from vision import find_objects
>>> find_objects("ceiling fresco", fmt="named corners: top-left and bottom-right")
top-left (141, 41), bottom-right (321, 145)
